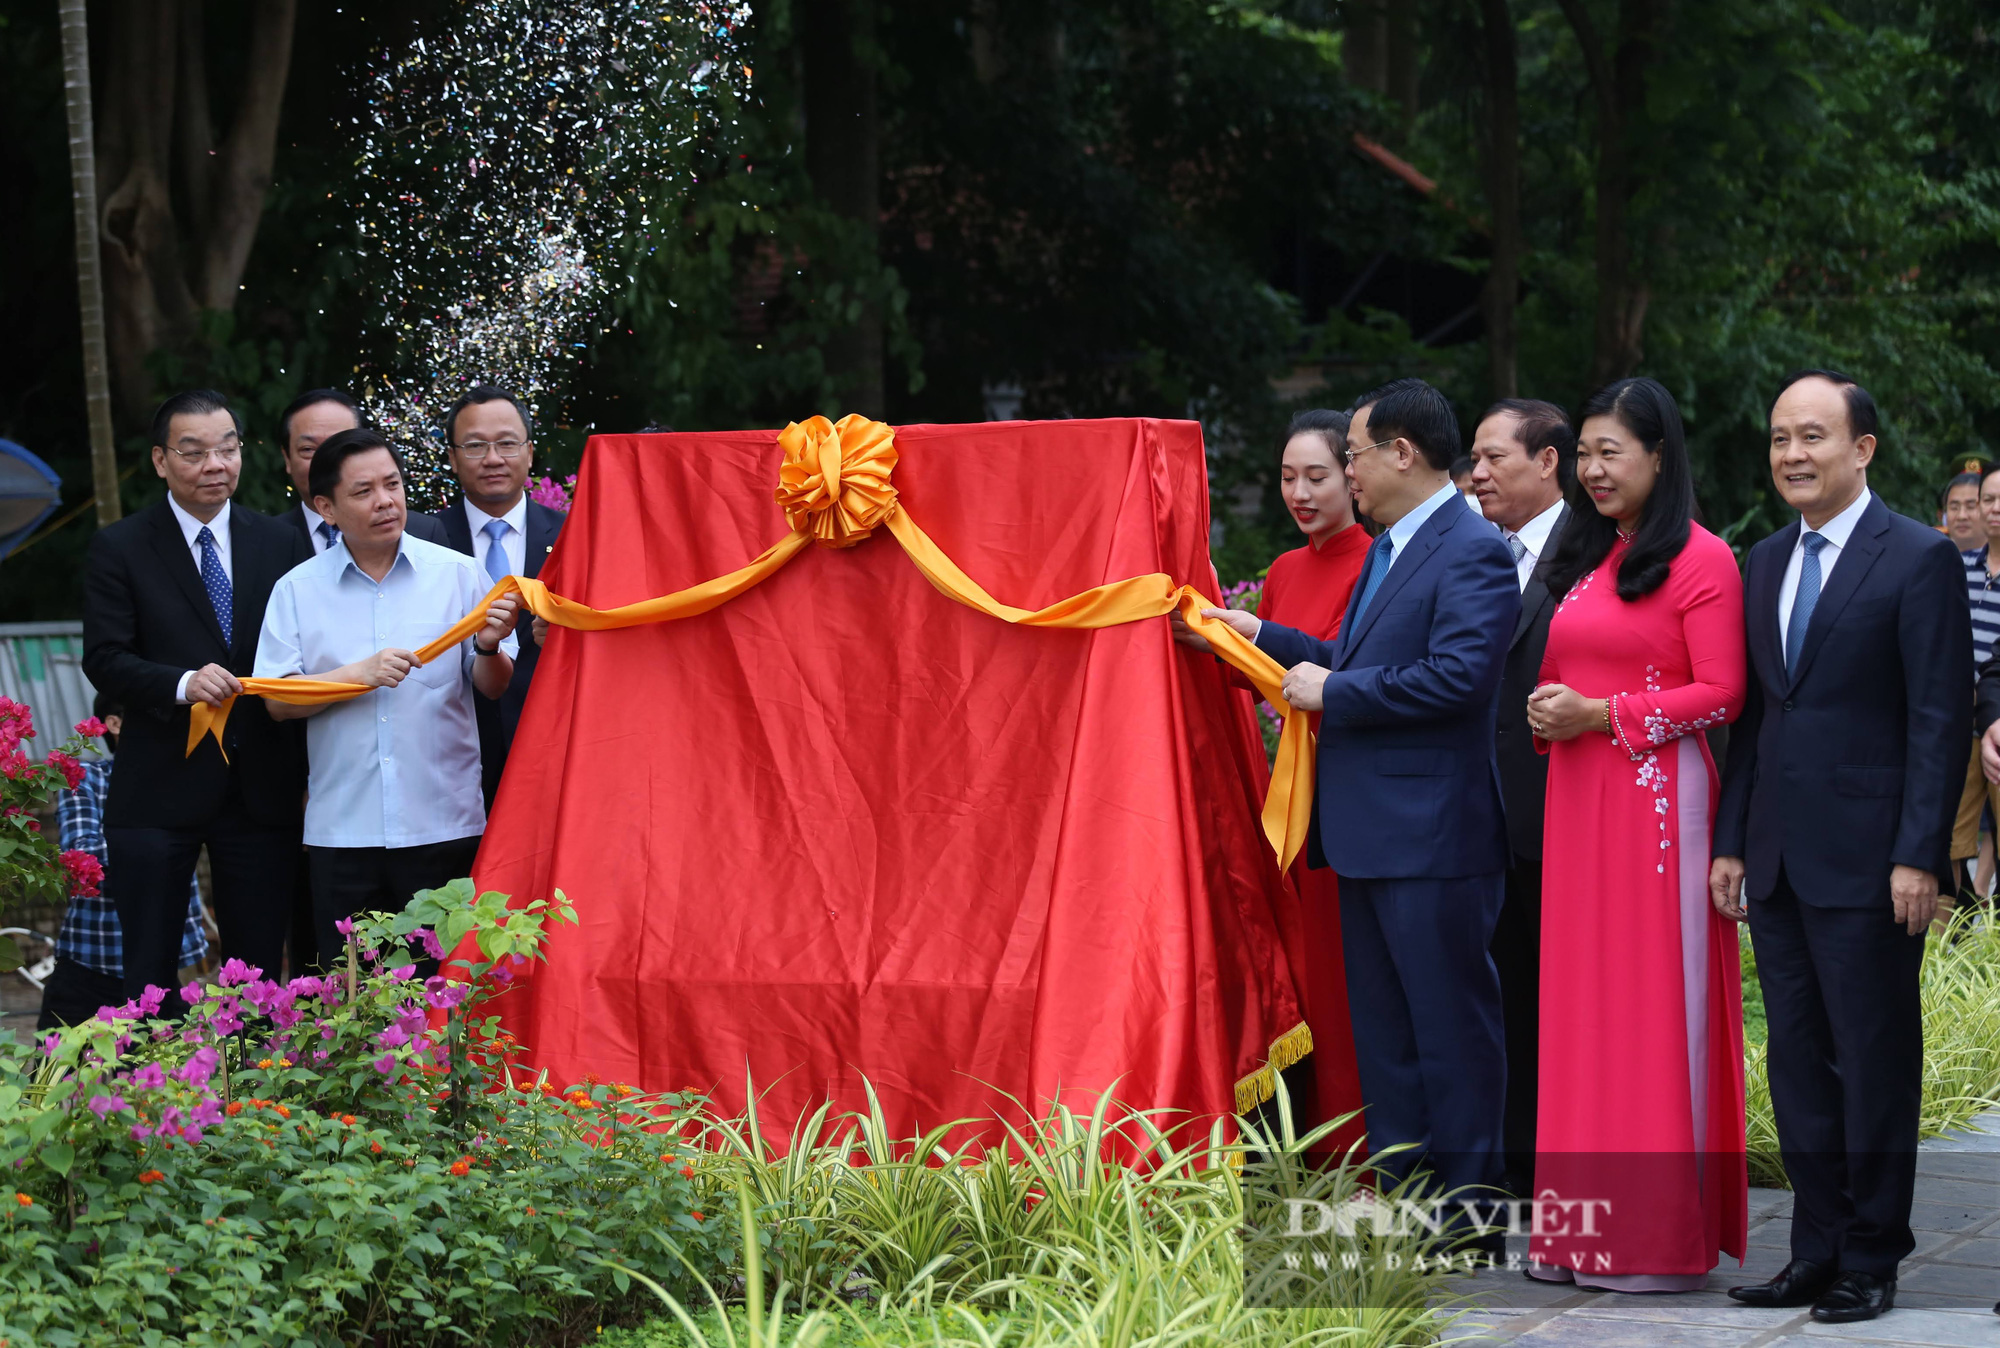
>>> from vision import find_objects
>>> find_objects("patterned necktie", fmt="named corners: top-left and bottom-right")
top-left (482, 518), bottom-right (511, 587)
top-left (195, 525), bottom-right (233, 647)
top-left (1784, 531), bottom-right (1829, 679)
top-left (318, 520), bottom-right (339, 549)
top-left (1506, 533), bottom-right (1528, 565)
top-left (1350, 535), bottom-right (1397, 624)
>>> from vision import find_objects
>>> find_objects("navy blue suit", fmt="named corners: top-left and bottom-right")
top-left (1255, 488), bottom-right (1519, 1201)
top-left (1715, 492), bottom-right (1968, 1277)
top-left (431, 498), bottom-right (566, 808)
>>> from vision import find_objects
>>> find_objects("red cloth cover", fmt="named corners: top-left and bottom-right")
top-left (473, 418), bottom-right (1307, 1150)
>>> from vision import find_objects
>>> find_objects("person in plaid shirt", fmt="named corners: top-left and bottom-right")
top-left (35, 698), bottom-right (209, 1029)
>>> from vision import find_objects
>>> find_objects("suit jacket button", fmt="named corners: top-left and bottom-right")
top-left (1782, 699), bottom-right (1795, 712)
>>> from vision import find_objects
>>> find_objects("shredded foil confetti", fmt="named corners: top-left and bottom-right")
top-left (348, 0), bottom-right (752, 503)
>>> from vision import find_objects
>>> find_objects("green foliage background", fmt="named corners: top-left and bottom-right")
top-left (2, 0), bottom-right (1997, 615)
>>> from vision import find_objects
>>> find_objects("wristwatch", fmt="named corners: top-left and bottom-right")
top-left (473, 640), bottom-right (501, 657)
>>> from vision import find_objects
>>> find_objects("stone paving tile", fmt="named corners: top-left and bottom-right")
top-left (1443, 1110), bottom-right (2000, 1344)
top-left (1791, 1308), bottom-right (2000, 1345)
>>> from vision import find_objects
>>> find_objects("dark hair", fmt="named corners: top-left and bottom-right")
top-left (1282, 408), bottom-right (1350, 466)
top-left (308, 427), bottom-right (405, 503)
top-left (444, 385), bottom-right (534, 445)
top-left (1448, 455), bottom-right (1474, 482)
top-left (150, 389), bottom-right (242, 450)
top-left (1943, 471), bottom-right (1984, 510)
top-left (1352, 377), bottom-right (1460, 471)
top-left (1771, 368), bottom-right (1879, 442)
top-left (1483, 397), bottom-right (1578, 492)
top-left (1543, 377), bottom-right (1695, 603)
top-left (277, 388), bottom-right (360, 452)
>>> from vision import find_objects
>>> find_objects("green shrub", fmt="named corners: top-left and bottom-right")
top-left (0, 880), bottom-right (733, 1346)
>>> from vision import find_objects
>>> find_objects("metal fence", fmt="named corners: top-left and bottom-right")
top-left (0, 621), bottom-right (94, 758)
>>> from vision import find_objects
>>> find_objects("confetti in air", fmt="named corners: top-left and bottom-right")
top-left (349, 0), bottom-right (753, 503)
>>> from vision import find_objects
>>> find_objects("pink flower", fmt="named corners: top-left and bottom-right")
top-left (73, 717), bottom-right (107, 739)
top-left (371, 1052), bottom-right (397, 1077)
top-left (59, 850), bottom-right (104, 898)
top-left (216, 959), bottom-right (260, 988)
top-left (414, 927), bottom-right (446, 960)
top-left (134, 985), bottom-right (165, 1017)
top-left (87, 1093), bottom-right (127, 1119)
top-left (375, 1025), bottom-right (411, 1050)
top-left (46, 750), bottom-right (85, 790)
top-left (180, 983), bottom-right (206, 1005)
top-left (173, 1047), bottom-right (220, 1092)
top-left (422, 976), bottom-right (471, 1011)
top-left (334, 917), bottom-right (355, 937)
top-left (127, 1063), bottom-right (165, 1091)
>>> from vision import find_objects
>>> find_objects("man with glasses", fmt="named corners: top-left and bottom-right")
top-left (275, 387), bottom-right (448, 553)
top-left (427, 385), bottom-right (565, 807)
top-left (82, 389), bottom-right (313, 999)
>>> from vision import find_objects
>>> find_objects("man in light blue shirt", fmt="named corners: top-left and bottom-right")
top-left (255, 427), bottom-right (521, 959)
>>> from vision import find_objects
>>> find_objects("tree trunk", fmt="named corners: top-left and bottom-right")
top-left (1344, 0), bottom-right (1388, 95)
top-left (93, 0), bottom-right (296, 430)
top-left (799, 0), bottom-right (884, 419)
top-left (1556, 0), bottom-right (1662, 386)
top-left (59, 0), bottom-right (121, 524)
top-left (1477, 0), bottom-right (1522, 399)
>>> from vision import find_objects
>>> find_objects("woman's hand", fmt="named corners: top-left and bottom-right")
top-left (1526, 683), bottom-right (1607, 742)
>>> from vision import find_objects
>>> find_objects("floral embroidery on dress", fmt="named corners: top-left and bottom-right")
top-left (1644, 706), bottom-right (1729, 747)
top-left (1634, 751), bottom-right (1672, 874)
top-left (1555, 566), bottom-right (1599, 615)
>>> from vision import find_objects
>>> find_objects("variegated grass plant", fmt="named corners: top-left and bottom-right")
top-left (599, 1073), bottom-right (1463, 1348)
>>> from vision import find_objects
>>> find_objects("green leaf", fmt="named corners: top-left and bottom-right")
top-left (40, 1141), bottom-right (73, 1176)
top-left (0, 935), bottom-right (22, 974)
top-left (347, 1241), bottom-right (379, 1277)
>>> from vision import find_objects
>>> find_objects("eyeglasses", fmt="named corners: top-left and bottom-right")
top-left (1339, 438), bottom-right (1399, 465)
top-left (166, 435), bottom-right (243, 466)
top-left (453, 438), bottom-right (529, 460)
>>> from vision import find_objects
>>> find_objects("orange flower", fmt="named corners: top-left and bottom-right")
top-left (273, 1105), bottom-right (291, 1119)
top-left (690, 1210), bottom-right (704, 1222)
top-left (370, 1141), bottom-right (383, 1154)
top-left (13, 1192), bottom-right (32, 1206)
top-left (613, 1083), bottom-right (636, 1097)
top-left (583, 1072), bottom-right (602, 1086)
top-left (525, 1205), bottom-right (538, 1216)
top-left (136, 1171), bottom-right (163, 1185)
top-left (339, 1114), bottom-right (358, 1126)
top-left (449, 1158), bottom-right (471, 1177)
top-left (257, 1058), bottom-right (273, 1069)
top-left (679, 1165), bottom-right (695, 1180)
top-left (658, 1154), bottom-right (675, 1165)
top-left (403, 1159), bottom-right (416, 1168)
top-left (225, 1101), bottom-right (245, 1117)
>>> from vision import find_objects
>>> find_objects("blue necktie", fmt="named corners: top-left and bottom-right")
top-left (483, 518), bottom-right (511, 586)
top-left (195, 525), bottom-right (233, 647)
top-left (1784, 531), bottom-right (1828, 679)
top-left (1350, 535), bottom-right (1397, 624)
top-left (318, 520), bottom-right (339, 549)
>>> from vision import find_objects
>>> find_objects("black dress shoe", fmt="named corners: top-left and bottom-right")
top-left (1727, 1258), bottom-right (1836, 1307)
top-left (1810, 1271), bottom-right (1894, 1323)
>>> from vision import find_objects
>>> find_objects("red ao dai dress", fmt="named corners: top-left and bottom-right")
top-left (1531, 525), bottom-right (1750, 1290)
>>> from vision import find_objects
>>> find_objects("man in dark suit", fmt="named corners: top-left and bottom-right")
top-left (428, 385), bottom-right (564, 807)
top-left (276, 387), bottom-right (449, 553)
top-left (83, 389), bottom-right (314, 997)
top-left (1205, 377), bottom-right (1520, 1226)
top-left (1716, 370), bottom-right (1969, 1324)
top-left (1466, 397), bottom-right (1574, 1199)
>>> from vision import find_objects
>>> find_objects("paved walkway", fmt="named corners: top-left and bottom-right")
top-left (1444, 1110), bottom-right (2000, 1346)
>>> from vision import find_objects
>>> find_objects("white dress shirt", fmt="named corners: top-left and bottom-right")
top-left (254, 533), bottom-right (516, 849)
top-left (301, 502), bottom-right (341, 555)
top-left (1505, 498), bottom-right (1565, 591)
top-left (169, 497), bottom-right (233, 704)
top-left (1777, 488), bottom-right (1873, 649)
top-left (465, 494), bottom-right (528, 579)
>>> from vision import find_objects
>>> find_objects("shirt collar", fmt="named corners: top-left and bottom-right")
top-left (1799, 488), bottom-right (1872, 550)
top-left (334, 530), bottom-right (416, 583)
top-left (167, 495), bottom-right (230, 548)
top-left (1387, 480), bottom-right (1461, 554)
top-left (465, 493), bottom-right (527, 538)
top-left (1512, 497), bottom-right (1565, 557)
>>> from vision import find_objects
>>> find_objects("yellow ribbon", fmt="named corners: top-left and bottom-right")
top-left (190, 414), bottom-right (1315, 867)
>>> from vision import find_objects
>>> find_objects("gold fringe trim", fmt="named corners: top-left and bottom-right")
top-left (1233, 1021), bottom-right (1315, 1115)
